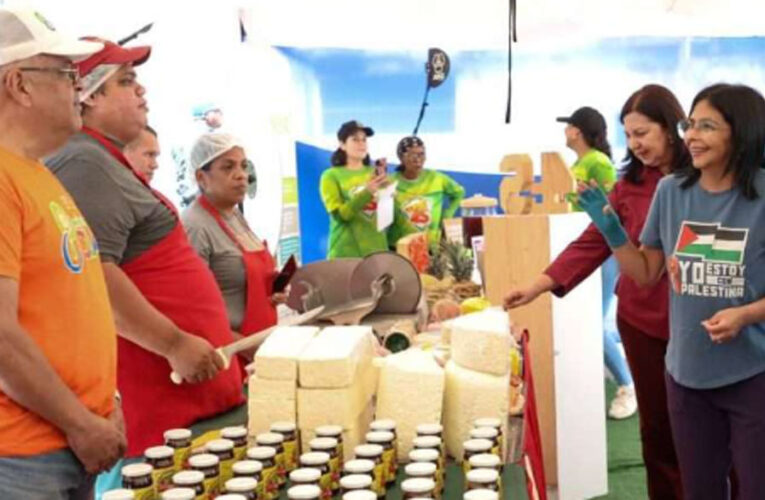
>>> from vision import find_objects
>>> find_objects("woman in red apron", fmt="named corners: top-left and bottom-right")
top-left (182, 133), bottom-right (283, 365)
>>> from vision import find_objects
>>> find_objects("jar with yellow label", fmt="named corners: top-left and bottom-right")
top-left (289, 468), bottom-right (321, 488)
top-left (146, 445), bottom-right (176, 494)
top-left (412, 435), bottom-right (445, 488)
top-left (256, 433), bottom-right (287, 488)
top-left (469, 428), bottom-right (500, 459)
top-left (463, 489), bottom-right (499, 500)
top-left (207, 439), bottom-right (236, 484)
top-left (287, 484), bottom-right (322, 500)
top-left (339, 474), bottom-right (373, 495)
top-left (309, 437), bottom-right (340, 495)
top-left (102, 489), bottom-right (135, 500)
top-left (342, 459), bottom-right (375, 481)
top-left (171, 470), bottom-right (205, 499)
top-left (365, 431), bottom-right (395, 485)
top-left (225, 477), bottom-right (258, 500)
top-left (315, 425), bottom-right (344, 467)
top-left (408, 448), bottom-right (441, 495)
top-left (246, 447), bottom-right (278, 500)
top-left (465, 468), bottom-right (500, 494)
top-left (342, 491), bottom-right (376, 500)
top-left (189, 453), bottom-right (221, 500)
top-left (405, 461), bottom-right (438, 493)
top-left (122, 463), bottom-right (154, 500)
top-left (232, 460), bottom-right (263, 484)
top-left (270, 422), bottom-right (298, 472)
top-left (401, 477), bottom-right (436, 499)
top-left (473, 418), bottom-right (504, 456)
top-left (221, 427), bottom-right (249, 462)
top-left (369, 420), bottom-right (396, 470)
top-left (468, 454), bottom-right (502, 492)
top-left (299, 452), bottom-right (331, 500)
top-left (164, 428), bottom-right (193, 471)
top-left (353, 444), bottom-right (385, 498)
top-left (462, 439), bottom-right (493, 475)
top-left (160, 487), bottom-right (196, 500)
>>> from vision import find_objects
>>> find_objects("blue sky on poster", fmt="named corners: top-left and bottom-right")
top-left (278, 37), bottom-right (765, 173)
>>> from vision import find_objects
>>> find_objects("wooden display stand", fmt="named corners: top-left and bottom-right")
top-left (483, 213), bottom-right (608, 500)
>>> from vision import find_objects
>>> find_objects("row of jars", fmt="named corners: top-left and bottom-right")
top-left (104, 414), bottom-right (505, 500)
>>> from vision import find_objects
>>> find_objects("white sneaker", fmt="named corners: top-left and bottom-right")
top-left (608, 385), bottom-right (638, 420)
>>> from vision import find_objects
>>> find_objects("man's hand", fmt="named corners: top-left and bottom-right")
top-left (109, 398), bottom-right (126, 437)
top-left (503, 287), bottom-right (540, 310)
top-left (702, 307), bottom-right (748, 344)
top-left (166, 332), bottom-right (224, 384)
top-left (66, 413), bottom-right (126, 474)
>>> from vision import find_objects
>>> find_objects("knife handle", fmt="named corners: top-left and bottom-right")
top-left (215, 348), bottom-right (230, 370)
top-left (169, 348), bottom-right (229, 384)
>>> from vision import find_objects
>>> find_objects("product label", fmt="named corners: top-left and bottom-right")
top-left (275, 450), bottom-right (287, 486)
top-left (381, 447), bottom-right (396, 484)
top-left (283, 438), bottom-right (298, 471)
top-left (319, 469), bottom-right (333, 500)
top-left (219, 455), bottom-right (235, 484)
top-left (172, 446), bottom-right (192, 471)
top-left (152, 465), bottom-right (175, 494)
top-left (328, 455), bottom-right (341, 493)
top-left (261, 465), bottom-right (278, 500)
top-left (201, 474), bottom-right (220, 500)
top-left (372, 462), bottom-right (386, 497)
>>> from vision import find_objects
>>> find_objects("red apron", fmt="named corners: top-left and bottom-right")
top-left (82, 128), bottom-right (244, 456)
top-left (198, 195), bottom-right (278, 336)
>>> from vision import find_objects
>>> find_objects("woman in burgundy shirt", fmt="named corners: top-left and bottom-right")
top-left (504, 84), bottom-right (689, 500)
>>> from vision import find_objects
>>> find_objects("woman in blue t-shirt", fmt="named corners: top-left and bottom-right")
top-left (576, 83), bottom-right (765, 499)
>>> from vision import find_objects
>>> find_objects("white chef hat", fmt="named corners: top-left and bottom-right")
top-left (188, 132), bottom-right (245, 172)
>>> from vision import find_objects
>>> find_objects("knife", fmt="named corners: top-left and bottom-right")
top-left (170, 305), bottom-right (325, 384)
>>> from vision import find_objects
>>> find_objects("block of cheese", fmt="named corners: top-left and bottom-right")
top-left (440, 320), bottom-right (454, 345)
top-left (248, 375), bottom-right (297, 436)
top-left (300, 401), bottom-right (375, 461)
top-left (298, 326), bottom-right (374, 388)
top-left (297, 360), bottom-right (377, 429)
top-left (443, 360), bottom-right (509, 461)
top-left (254, 326), bottom-right (320, 381)
top-left (376, 349), bottom-right (445, 461)
top-left (450, 308), bottom-right (513, 376)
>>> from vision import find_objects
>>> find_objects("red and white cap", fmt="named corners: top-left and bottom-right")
top-left (0, 8), bottom-right (103, 65)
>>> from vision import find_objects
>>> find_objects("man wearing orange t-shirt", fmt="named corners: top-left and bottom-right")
top-left (0, 8), bottom-right (125, 499)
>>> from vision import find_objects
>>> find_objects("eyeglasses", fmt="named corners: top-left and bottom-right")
top-left (19, 67), bottom-right (80, 85)
top-left (678, 118), bottom-right (729, 137)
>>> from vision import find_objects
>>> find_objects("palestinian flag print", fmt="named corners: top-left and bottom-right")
top-left (674, 222), bottom-right (748, 265)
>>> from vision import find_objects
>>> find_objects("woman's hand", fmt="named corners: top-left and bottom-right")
top-left (270, 292), bottom-right (287, 306)
top-left (702, 307), bottom-right (749, 344)
top-left (503, 287), bottom-right (541, 309)
top-left (365, 174), bottom-right (388, 194)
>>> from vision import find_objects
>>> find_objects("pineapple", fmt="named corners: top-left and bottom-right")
top-left (441, 240), bottom-right (481, 301)
top-left (427, 244), bottom-right (448, 280)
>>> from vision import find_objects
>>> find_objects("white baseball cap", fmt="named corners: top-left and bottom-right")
top-left (189, 133), bottom-right (245, 172)
top-left (0, 8), bottom-right (103, 66)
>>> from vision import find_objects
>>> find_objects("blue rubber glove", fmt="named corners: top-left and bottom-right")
top-left (577, 186), bottom-right (628, 248)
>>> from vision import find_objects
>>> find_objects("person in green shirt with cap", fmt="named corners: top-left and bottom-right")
top-left (320, 120), bottom-right (389, 259)
top-left (558, 106), bottom-right (617, 210)
top-left (388, 136), bottom-right (465, 247)
top-left (557, 106), bottom-right (636, 418)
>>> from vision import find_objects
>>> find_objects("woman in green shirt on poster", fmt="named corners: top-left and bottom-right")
top-left (557, 106), bottom-right (637, 418)
top-left (388, 136), bottom-right (465, 247)
top-left (320, 120), bottom-right (389, 259)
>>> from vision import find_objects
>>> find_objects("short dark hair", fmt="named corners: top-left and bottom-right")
top-left (677, 83), bottom-right (765, 199)
top-left (619, 84), bottom-right (689, 184)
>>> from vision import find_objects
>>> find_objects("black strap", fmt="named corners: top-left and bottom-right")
top-left (505, 0), bottom-right (518, 123)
